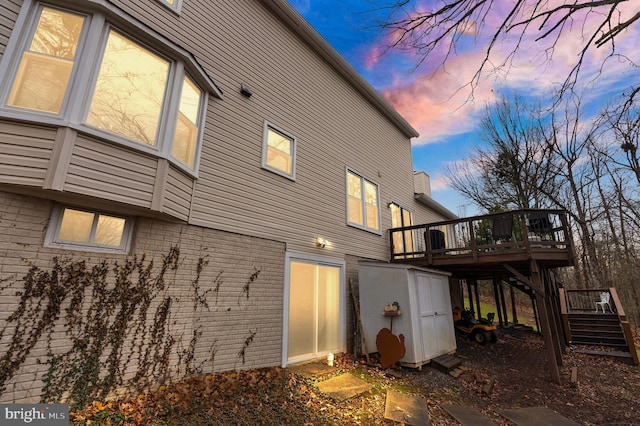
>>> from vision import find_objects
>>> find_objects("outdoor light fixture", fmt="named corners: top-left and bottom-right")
top-left (316, 237), bottom-right (328, 248)
top-left (240, 82), bottom-right (253, 97)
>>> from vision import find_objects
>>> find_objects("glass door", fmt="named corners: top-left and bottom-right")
top-left (287, 260), bottom-right (341, 363)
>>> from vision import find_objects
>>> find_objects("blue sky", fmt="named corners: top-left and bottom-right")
top-left (289, 0), bottom-right (640, 216)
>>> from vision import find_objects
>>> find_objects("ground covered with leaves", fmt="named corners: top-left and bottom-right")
top-left (71, 331), bottom-right (640, 425)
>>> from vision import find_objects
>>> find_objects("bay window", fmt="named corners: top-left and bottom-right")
top-left (86, 29), bottom-right (171, 146)
top-left (1, 1), bottom-right (214, 174)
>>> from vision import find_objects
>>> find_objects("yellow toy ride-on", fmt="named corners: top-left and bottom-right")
top-left (452, 307), bottom-right (498, 345)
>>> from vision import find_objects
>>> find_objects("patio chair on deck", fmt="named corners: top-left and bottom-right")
top-left (492, 216), bottom-right (514, 243)
top-left (527, 212), bottom-right (553, 240)
top-left (425, 229), bottom-right (445, 255)
top-left (595, 292), bottom-right (612, 313)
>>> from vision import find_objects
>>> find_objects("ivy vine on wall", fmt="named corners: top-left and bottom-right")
top-left (0, 245), bottom-right (264, 408)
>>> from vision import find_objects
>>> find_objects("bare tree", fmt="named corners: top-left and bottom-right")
top-left (445, 96), bottom-right (558, 210)
top-left (375, 0), bottom-right (639, 99)
top-left (603, 96), bottom-right (640, 185)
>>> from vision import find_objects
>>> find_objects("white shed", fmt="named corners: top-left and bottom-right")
top-left (358, 262), bottom-right (456, 368)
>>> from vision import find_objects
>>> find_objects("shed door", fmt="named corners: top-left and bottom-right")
top-left (287, 261), bottom-right (341, 363)
top-left (416, 273), bottom-right (455, 360)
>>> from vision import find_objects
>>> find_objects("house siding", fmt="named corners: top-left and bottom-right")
top-left (0, 121), bottom-right (56, 187)
top-left (65, 136), bottom-right (157, 207)
top-left (0, 0), bottom-right (20, 55)
top-left (0, 0), bottom-right (440, 261)
top-left (163, 166), bottom-right (195, 220)
top-left (0, 190), bottom-right (285, 403)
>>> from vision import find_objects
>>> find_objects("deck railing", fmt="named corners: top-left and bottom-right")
top-left (390, 209), bottom-right (572, 262)
top-left (562, 288), bottom-right (621, 314)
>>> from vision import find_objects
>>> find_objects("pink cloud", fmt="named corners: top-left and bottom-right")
top-left (429, 174), bottom-right (449, 191)
top-left (371, 0), bottom-right (639, 143)
top-left (381, 51), bottom-right (497, 144)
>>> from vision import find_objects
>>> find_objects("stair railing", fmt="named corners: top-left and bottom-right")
top-left (559, 288), bottom-right (571, 342)
top-left (610, 288), bottom-right (640, 364)
top-left (563, 287), bottom-right (638, 364)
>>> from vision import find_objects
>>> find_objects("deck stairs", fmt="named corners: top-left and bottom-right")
top-left (567, 313), bottom-right (628, 349)
top-left (561, 288), bottom-right (639, 363)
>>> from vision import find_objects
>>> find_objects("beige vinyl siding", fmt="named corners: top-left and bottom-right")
top-left (109, 0), bottom-right (424, 261)
top-left (163, 166), bottom-right (194, 220)
top-left (65, 136), bottom-right (156, 207)
top-left (0, 0), bottom-right (443, 260)
top-left (0, 0), bottom-right (21, 55)
top-left (0, 121), bottom-right (55, 186)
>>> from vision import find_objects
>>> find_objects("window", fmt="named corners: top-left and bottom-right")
top-left (45, 206), bottom-right (133, 253)
top-left (390, 202), bottom-right (415, 256)
top-left (347, 169), bottom-right (380, 233)
top-left (1, 2), bottom-right (213, 173)
top-left (171, 76), bottom-right (202, 168)
top-left (7, 7), bottom-right (84, 114)
top-left (262, 123), bottom-right (296, 180)
top-left (86, 29), bottom-right (170, 146)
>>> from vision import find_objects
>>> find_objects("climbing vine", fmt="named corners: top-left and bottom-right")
top-left (241, 267), bottom-right (261, 301)
top-left (0, 244), bottom-right (266, 408)
top-left (238, 330), bottom-right (257, 364)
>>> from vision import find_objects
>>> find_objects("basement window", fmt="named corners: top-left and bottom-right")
top-left (45, 205), bottom-right (133, 253)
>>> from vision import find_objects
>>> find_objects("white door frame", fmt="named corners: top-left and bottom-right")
top-left (282, 251), bottom-right (346, 367)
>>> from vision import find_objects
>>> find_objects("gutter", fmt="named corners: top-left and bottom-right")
top-left (415, 193), bottom-right (457, 220)
top-left (261, 0), bottom-right (419, 139)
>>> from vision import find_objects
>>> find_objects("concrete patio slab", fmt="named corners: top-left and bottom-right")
top-left (316, 373), bottom-right (372, 401)
top-left (441, 404), bottom-right (495, 425)
top-left (499, 407), bottom-right (581, 426)
top-left (384, 390), bottom-right (430, 426)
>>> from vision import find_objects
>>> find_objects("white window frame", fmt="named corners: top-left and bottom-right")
top-left (157, 0), bottom-right (183, 15)
top-left (44, 205), bottom-right (134, 254)
top-left (346, 168), bottom-right (381, 234)
top-left (261, 122), bottom-right (297, 181)
top-left (0, 0), bottom-right (219, 176)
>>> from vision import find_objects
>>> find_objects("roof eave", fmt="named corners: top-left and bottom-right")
top-left (261, 0), bottom-right (419, 139)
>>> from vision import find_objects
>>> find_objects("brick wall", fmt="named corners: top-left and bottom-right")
top-left (0, 191), bottom-right (285, 403)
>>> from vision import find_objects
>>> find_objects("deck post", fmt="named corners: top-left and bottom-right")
top-left (466, 279), bottom-right (473, 313)
top-left (510, 285), bottom-right (519, 324)
top-left (546, 270), bottom-right (567, 353)
top-left (558, 288), bottom-right (572, 343)
top-left (499, 282), bottom-right (509, 325)
top-left (473, 280), bottom-right (482, 319)
top-left (492, 278), bottom-right (504, 327)
top-left (531, 261), bottom-right (562, 384)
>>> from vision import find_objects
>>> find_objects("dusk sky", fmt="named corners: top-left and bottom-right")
top-left (289, 0), bottom-right (640, 216)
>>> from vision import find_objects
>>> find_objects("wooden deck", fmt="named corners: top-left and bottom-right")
top-left (389, 209), bottom-right (575, 278)
top-left (389, 209), bottom-right (579, 383)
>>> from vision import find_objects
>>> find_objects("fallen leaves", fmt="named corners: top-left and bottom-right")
top-left (68, 335), bottom-right (640, 426)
